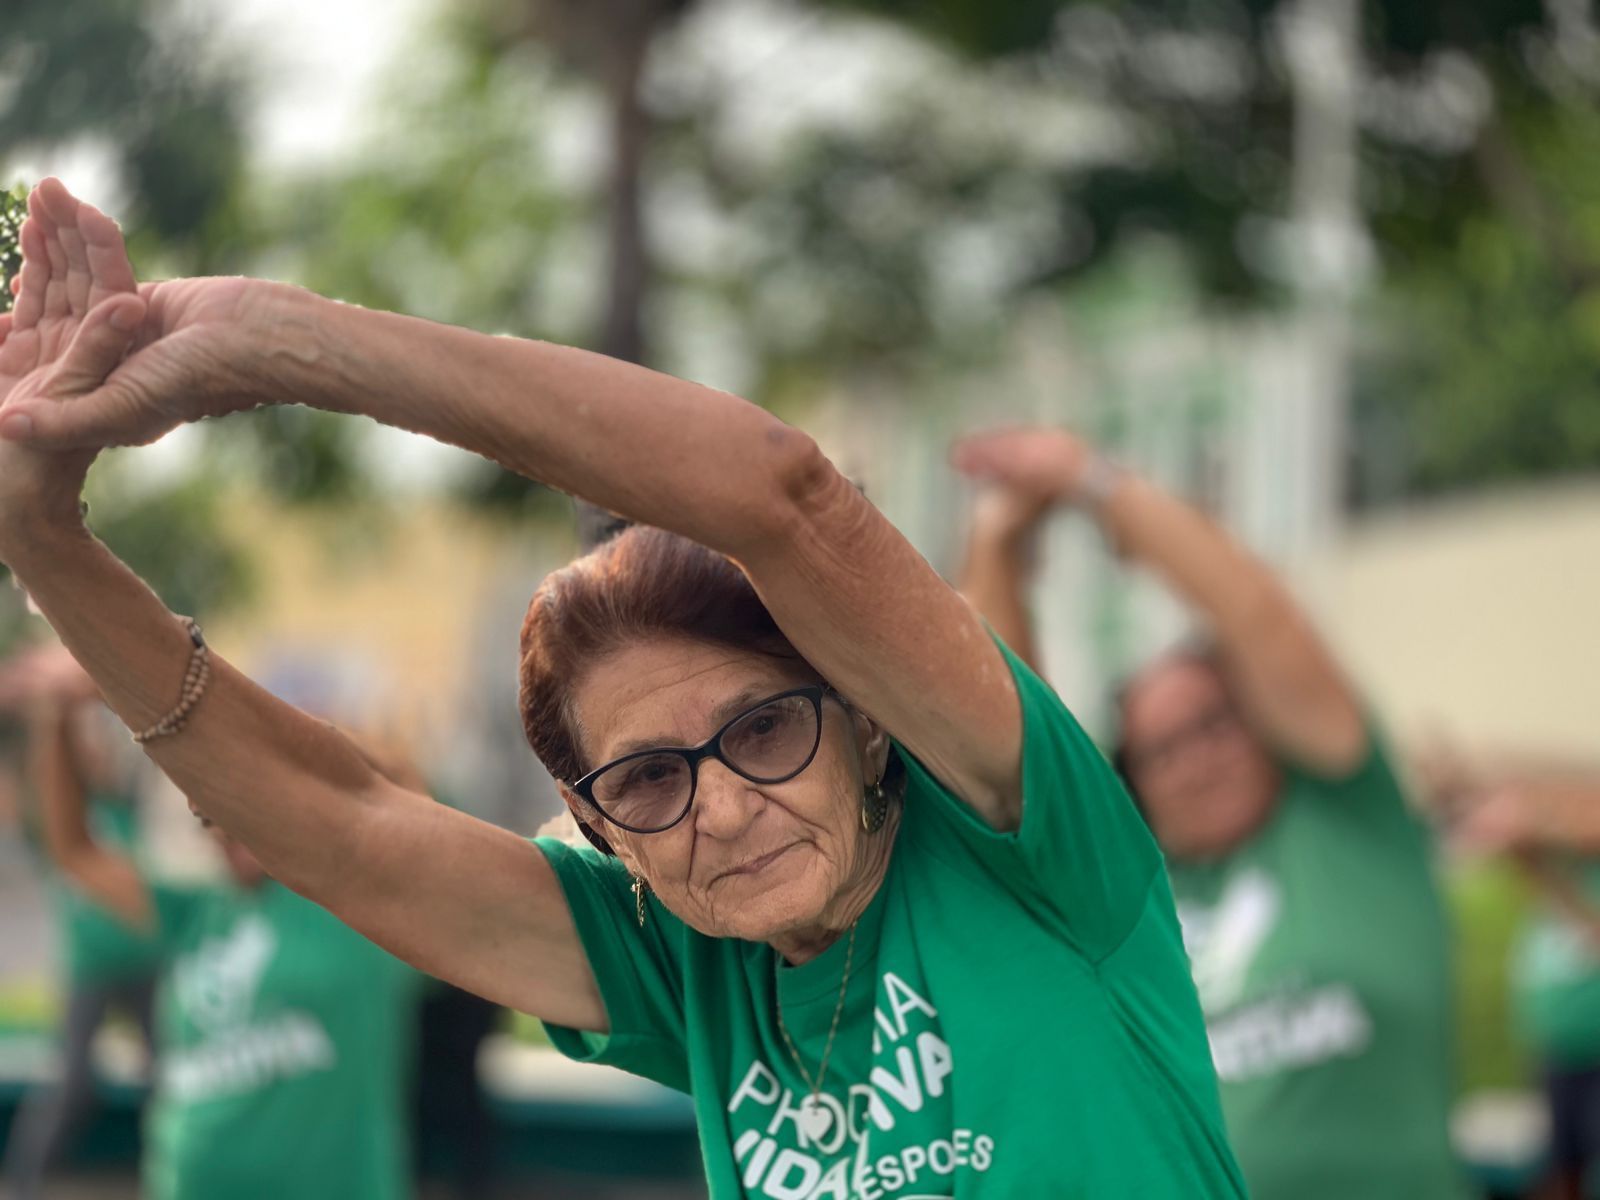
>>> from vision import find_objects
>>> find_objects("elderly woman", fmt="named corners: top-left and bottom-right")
top-left (0, 180), bottom-right (1245, 1197)
top-left (954, 427), bottom-right (1469, 1200)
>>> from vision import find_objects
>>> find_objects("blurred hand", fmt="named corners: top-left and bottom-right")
top-left (950, 427), bottom-right (1093, 509)
top-left (0, 644), bottom-right (101, 714)
top-left (968, 482), bottom-right (1055, 547)
top-left (0, 179), bottom-right (273, 457)
top-left (28, 645), bottom-right (101, 707)
top-left (1453, 784), bottom-right (1541, 855)
top-left (1410, 736), bottom-right (1483, 821)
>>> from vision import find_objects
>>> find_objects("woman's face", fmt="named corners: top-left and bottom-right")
top-left (562, 636), bottom-right (891, 943)
top-left (1121, 656), bottom-right (1280, 861)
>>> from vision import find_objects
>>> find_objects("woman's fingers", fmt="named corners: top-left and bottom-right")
top-left (26, 187), bottom-right (70, 321)
top-left (45, 293), bottom-right (147, 399)
top-left (77, 202), bottom-right (138, 306)
top-left (12, 219), bottom-right (50, 331)
top-left (38, 179), bottom-right (137, 309)
top-left (0, 326), bottom-right (190, 450)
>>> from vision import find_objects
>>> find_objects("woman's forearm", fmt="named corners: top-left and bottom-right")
top-left (1095, 472), bottom-right (1363, 768)
top-left (2, 515), bottom-right (384, 898)
top-left (32, 701), bottom-right (94, 868)
top-left (28, 691), bottom-right (153, 926)
top-left (266, 291), bottom-right (813, 555)
top-left (1096, 475), bottom-right (1287, 644)
top-left (957, 524), bottom-right (1043, 673)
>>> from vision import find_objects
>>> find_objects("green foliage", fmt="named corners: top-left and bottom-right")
top-left (1354, 94), bottom-right (1600, 503)
top-left (0, 183), bottom-right (26, 308)
top-left (1, 0), bottom-right (251, 272)
top-left (238, 13), bottom-right (594, 512)
top-left (817, 0), bottom-right (1600, 501)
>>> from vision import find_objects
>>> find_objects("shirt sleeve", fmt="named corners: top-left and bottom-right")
top-left (899, 638), bottom-right (1164, 962)
top-left (1279, 719), bottom-right (1428, 848)
top-left (532, 837), bottom-right (691, 1093)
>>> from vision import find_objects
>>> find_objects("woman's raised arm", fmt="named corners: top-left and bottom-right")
top-left (4, 181), bottom-right (1026, 826)
top-left (0, 182), bottom-right (606, 1031)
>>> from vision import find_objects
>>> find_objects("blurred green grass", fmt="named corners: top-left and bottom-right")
top-left (0, 977), bottom-right (55, 1036)
top-left (1449, 860), bottom-right (1538, 1094)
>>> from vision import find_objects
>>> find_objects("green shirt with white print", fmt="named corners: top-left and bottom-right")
top-left (536, 640), bottom-right (1245, 1198)
top-left (1166, 732), bottom-right (1469, 1200)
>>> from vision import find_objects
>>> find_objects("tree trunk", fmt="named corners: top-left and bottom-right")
top-left (599, 5), bottom-right (654, 366)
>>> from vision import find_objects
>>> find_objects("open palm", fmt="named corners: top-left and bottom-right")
top-left (0, 180), bottom-right (140, 401)
top-left (0, 179), bottom-right (267, 495)
top-left (0, 180), bottom-right (147, 521)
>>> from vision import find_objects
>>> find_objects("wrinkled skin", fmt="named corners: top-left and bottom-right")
top-left (561, 636), bottom-right (896, 960)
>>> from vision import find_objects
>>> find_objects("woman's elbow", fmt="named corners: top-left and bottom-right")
top-left (735, 425), bottom-right (852, 551)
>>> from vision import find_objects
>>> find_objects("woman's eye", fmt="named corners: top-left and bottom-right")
top-left (623, 759), bottom-right (680, 790)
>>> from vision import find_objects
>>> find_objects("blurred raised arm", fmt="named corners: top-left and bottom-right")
top-left (955, 481), bottom-right (1056, 674)
top-left (24, 657), bottom-right (152, 929)
top-left (954, 428), bottom-right (1366, 775)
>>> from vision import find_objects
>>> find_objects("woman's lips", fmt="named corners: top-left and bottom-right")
top-left (722, 842), bottom-right (800, 878)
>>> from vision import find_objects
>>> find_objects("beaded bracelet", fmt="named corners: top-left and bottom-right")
top-left (132, 619), bottom-right (210, 745)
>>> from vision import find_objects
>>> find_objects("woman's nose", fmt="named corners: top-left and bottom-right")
top-left (692, 760), bottom-right (764, 838)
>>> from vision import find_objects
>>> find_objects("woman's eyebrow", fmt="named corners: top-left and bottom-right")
top-left (602, 684), bottom-right (787, 761)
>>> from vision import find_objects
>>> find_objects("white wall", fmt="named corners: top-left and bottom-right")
top-left (1306, 480), bottom-right (1600, 760)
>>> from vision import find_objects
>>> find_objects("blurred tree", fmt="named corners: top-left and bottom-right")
top-left (0, 0), bottom-right (253, 272)
top-left (241, 0), bottom-right (1598, 509)
top-left (808, 0), bottom-right (1600, 502)
top-left (468, 0), bottom-right (698, 367)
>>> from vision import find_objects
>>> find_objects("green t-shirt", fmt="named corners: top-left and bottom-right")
top-left (141, 879), bottom-right (421, 1200)
top-left (50, 792), bottom-right (164, 986)
top-left (1167, 736), bottom-right (1467, 1200)
top-left (538, 645), bottom-right (1245, 1199)
top-left (1513, 862), bottom-right (1600, 1067)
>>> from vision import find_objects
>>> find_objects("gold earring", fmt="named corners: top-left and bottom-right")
top-left (861, 780), bottom-right (888, 833)
top-left (631, 875), bottom-right (649, 928)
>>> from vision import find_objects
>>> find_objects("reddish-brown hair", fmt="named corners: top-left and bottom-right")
top-left (518, 525), bottom-right (806, 788)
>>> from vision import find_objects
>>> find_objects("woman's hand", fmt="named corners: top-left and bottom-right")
top-left (0, 180), bottom-right (149, 534)
top-left (0, 180), bottom-right (276, 455)
top-left (950, 427), bottom-right (1093, 516)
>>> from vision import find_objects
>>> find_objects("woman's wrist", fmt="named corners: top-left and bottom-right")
top-left (0, 486), bottom-right (91, 568)
top-left (253, 287), bottom-right (435, 431)
top-left (241, 284), bottom-right (343, 413)
top-left (1070, 453), bottom-right (1126, 515)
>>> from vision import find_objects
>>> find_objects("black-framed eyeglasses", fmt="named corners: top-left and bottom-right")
top-left (570, 686), bottom-right (836, 835)
top-left (1124, 702), bottom-right (1241, 776)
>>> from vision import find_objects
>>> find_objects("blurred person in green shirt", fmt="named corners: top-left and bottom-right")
top-left (22, 646), bottom-right (423, 1200)
top-left (955, 426), bottom-right (1470, 1200)
top-left (1, 647), bottom-right (162, 1200)
top-left (1445, 763), bottom-right (1600, 1200)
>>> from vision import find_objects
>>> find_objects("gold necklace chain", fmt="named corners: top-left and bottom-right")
top-left (775, 920), bottom-right (859, 1104)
